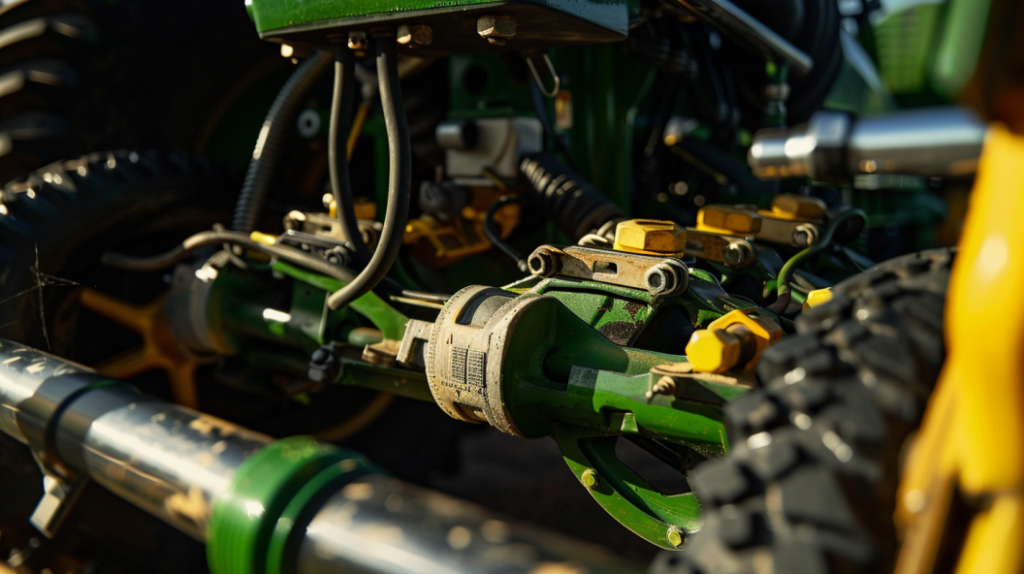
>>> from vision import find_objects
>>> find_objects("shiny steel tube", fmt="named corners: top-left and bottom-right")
top-left (0, 340), bottom-right (270, 539)
top-left (0, 340), bottom-right (642, 574)
top-left (297, 474), bottom-right (641, 574)
top-left (748, 106), bottom-right (989, 181)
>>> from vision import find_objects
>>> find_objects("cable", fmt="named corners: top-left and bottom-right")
top-left (232, 51), bottom-right (333, 233)
top-left (483, 195), bottom-right (528, 272)
top-left (767, 208), bottom-right (866, 312)
top-left (326, 36), bottom-right (412, 311)
top-left (101, 230), bottom-right (357, 285)
top-left (329, 46), bottom-right (369, 260)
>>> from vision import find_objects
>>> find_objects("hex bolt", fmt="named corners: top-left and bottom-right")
top-left (348, 31), bottom-right (369, 51)
top-left (477, 15), bottom-right (517, 45)
top-left (581, 469), bottom-right (600, 489)
top-left (397, 24), bottom-right (432, 47)
top-left (527, 247), bottom-right (559, 278)
top-left (723, 242), bottom-right (754, 268)
top-left (666, 526), bottom-right (684, 548)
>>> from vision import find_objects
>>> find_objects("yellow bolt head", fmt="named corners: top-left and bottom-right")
top-left (770, 194), bottom-right (827, 221)
top-left (613, 219), bottom-right (687, 255)
top-left (802, 288), bottom-right (833, 312)
top-left (686, 328), bottom-right (742, 374)
top-left (697, 205), bottom-right (762, 235)
top-left (581, 469), bottom-right (600, 488)
top-left (666, 526), bottom-right (684, 548)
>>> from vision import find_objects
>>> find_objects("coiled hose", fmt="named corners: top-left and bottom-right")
top-left (232, 51), bottom-right (333, 233)
top-left (326, 36), bottom-right (411, 311)
top-left (519, 153), bottom-right (625, 242)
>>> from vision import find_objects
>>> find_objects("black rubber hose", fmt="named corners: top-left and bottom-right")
top-left (326, 36), bottom-right (411, 311)
top-left (329, 47), bottom-right (369, 260)
top-left (520, 153), bottom-right (625, 242)
top-left (101, 230), bottom-right (357, 285)
top-left (483, 195), bottom-right (528, 272)
top-left (232, 51), bottom-right (333, 233)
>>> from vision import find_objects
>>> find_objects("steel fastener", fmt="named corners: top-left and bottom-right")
top-left (477, 15), bottom-right (517, 45)
top-left (397, 24), bottom-right (432, 47)
top-left (348, 31), bottom-right (369, 51)
top-left (723, 242), bottom-right (754, 268)
top-left (527, 247), bottom-right (559, 278)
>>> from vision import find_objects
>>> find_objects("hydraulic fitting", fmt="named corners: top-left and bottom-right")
top-left (685, 309), bottom-right (783, 374)
top-left (748, 106), bottom-right (988, 182)
top-left (613, 219), bottom-right (687, 256)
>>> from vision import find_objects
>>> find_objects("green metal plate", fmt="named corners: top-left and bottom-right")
top-left (246, 0), bottom-right (628, 54)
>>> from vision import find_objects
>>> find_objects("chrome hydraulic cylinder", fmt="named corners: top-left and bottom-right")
top-left (748, 106), bottom-right (989, 181)
top-left (0, 339), bottom-right (639, 574)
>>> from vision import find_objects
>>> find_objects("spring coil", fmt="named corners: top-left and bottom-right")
top-left (519, 153), bottom-right (625, 242)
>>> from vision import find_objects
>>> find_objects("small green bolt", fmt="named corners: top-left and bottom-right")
top-left (581, 469), bottom-right (600, 489)
top-left (666, 526), bottom-right (684, 548)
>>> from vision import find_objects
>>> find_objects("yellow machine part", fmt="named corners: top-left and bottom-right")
top-left (403, 187), bottom-right (521, 269)
top-left (612, 219), bottom-right (687, 256)
top-left (895, 124), bottom-right (1024, 574)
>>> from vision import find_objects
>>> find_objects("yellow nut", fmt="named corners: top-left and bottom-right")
top-left (769, 194), bottom-right (827, 221)
top-left (613, 219), bottom-right (687, 255)
top-left (802, 288), bottom-right (833, 312)
top-left (696, 205), bottom-right (762, 235)
top-left (685, 328), bottom-right (742, 374)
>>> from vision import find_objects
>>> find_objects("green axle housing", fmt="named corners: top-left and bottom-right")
top-left (245, 0), bottom-right (631, 54)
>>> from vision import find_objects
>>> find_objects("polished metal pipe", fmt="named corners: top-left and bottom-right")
top-left (748, 106), bottom-right (988, 181)
top-left (0, 340), bottom-right (270, 539)
top-left (0, 339), bottom-right (643, 573)
top-left (297, 474), bottom-right (640, 574)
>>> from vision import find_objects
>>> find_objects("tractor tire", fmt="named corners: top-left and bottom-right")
top-left (659, 248), bottom-right (954, 574)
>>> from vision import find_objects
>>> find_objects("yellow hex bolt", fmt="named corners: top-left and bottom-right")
top-left (696, 205), bottom-right (762, 235)
top-left (581, 469), bottom-right (600, 489)
top-left (769, 194), bottom-right (827, 221)
top-left (685, 328), bottom-right (743, 374)
top-left (613, 219), bottom-right (687, 255)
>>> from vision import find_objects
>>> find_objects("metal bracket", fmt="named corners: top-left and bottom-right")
top-left (526, 245), bottom-right (690, 297)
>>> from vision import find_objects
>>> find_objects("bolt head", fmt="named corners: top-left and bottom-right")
top-left (527, 249), bottom-right (558, 277)
top-left (397, 23), bottom-right (432, 47)
top-left (771, 193), bottom-right (827, 220)
top-left (723, 243), bottom-right (752, 267)
top-left (645, 264), bottom-right (678, 296)
top-left (614, 219), bottom-right (687, 255)
top-left (685, 329), bottom-right (741, 374)
top-left (477, 15), bottom-right (517, 43)
top-left (581, 469), bottom-right (600, 489)
top-left (348, 31), bottom-right (369, 51)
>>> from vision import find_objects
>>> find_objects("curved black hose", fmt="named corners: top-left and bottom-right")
top-left (326, 37), bottom-right (411, 311)
top-left (483, 195), bottom-right (528, 272)
top-left (329, 47), bottom-right (369, 260)
top-left (520, 153), bottom-right (625, 242)
top-left (233, 51), bottom-right (333, 233)
top-left (101, 230), bottom-right (357, 285)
